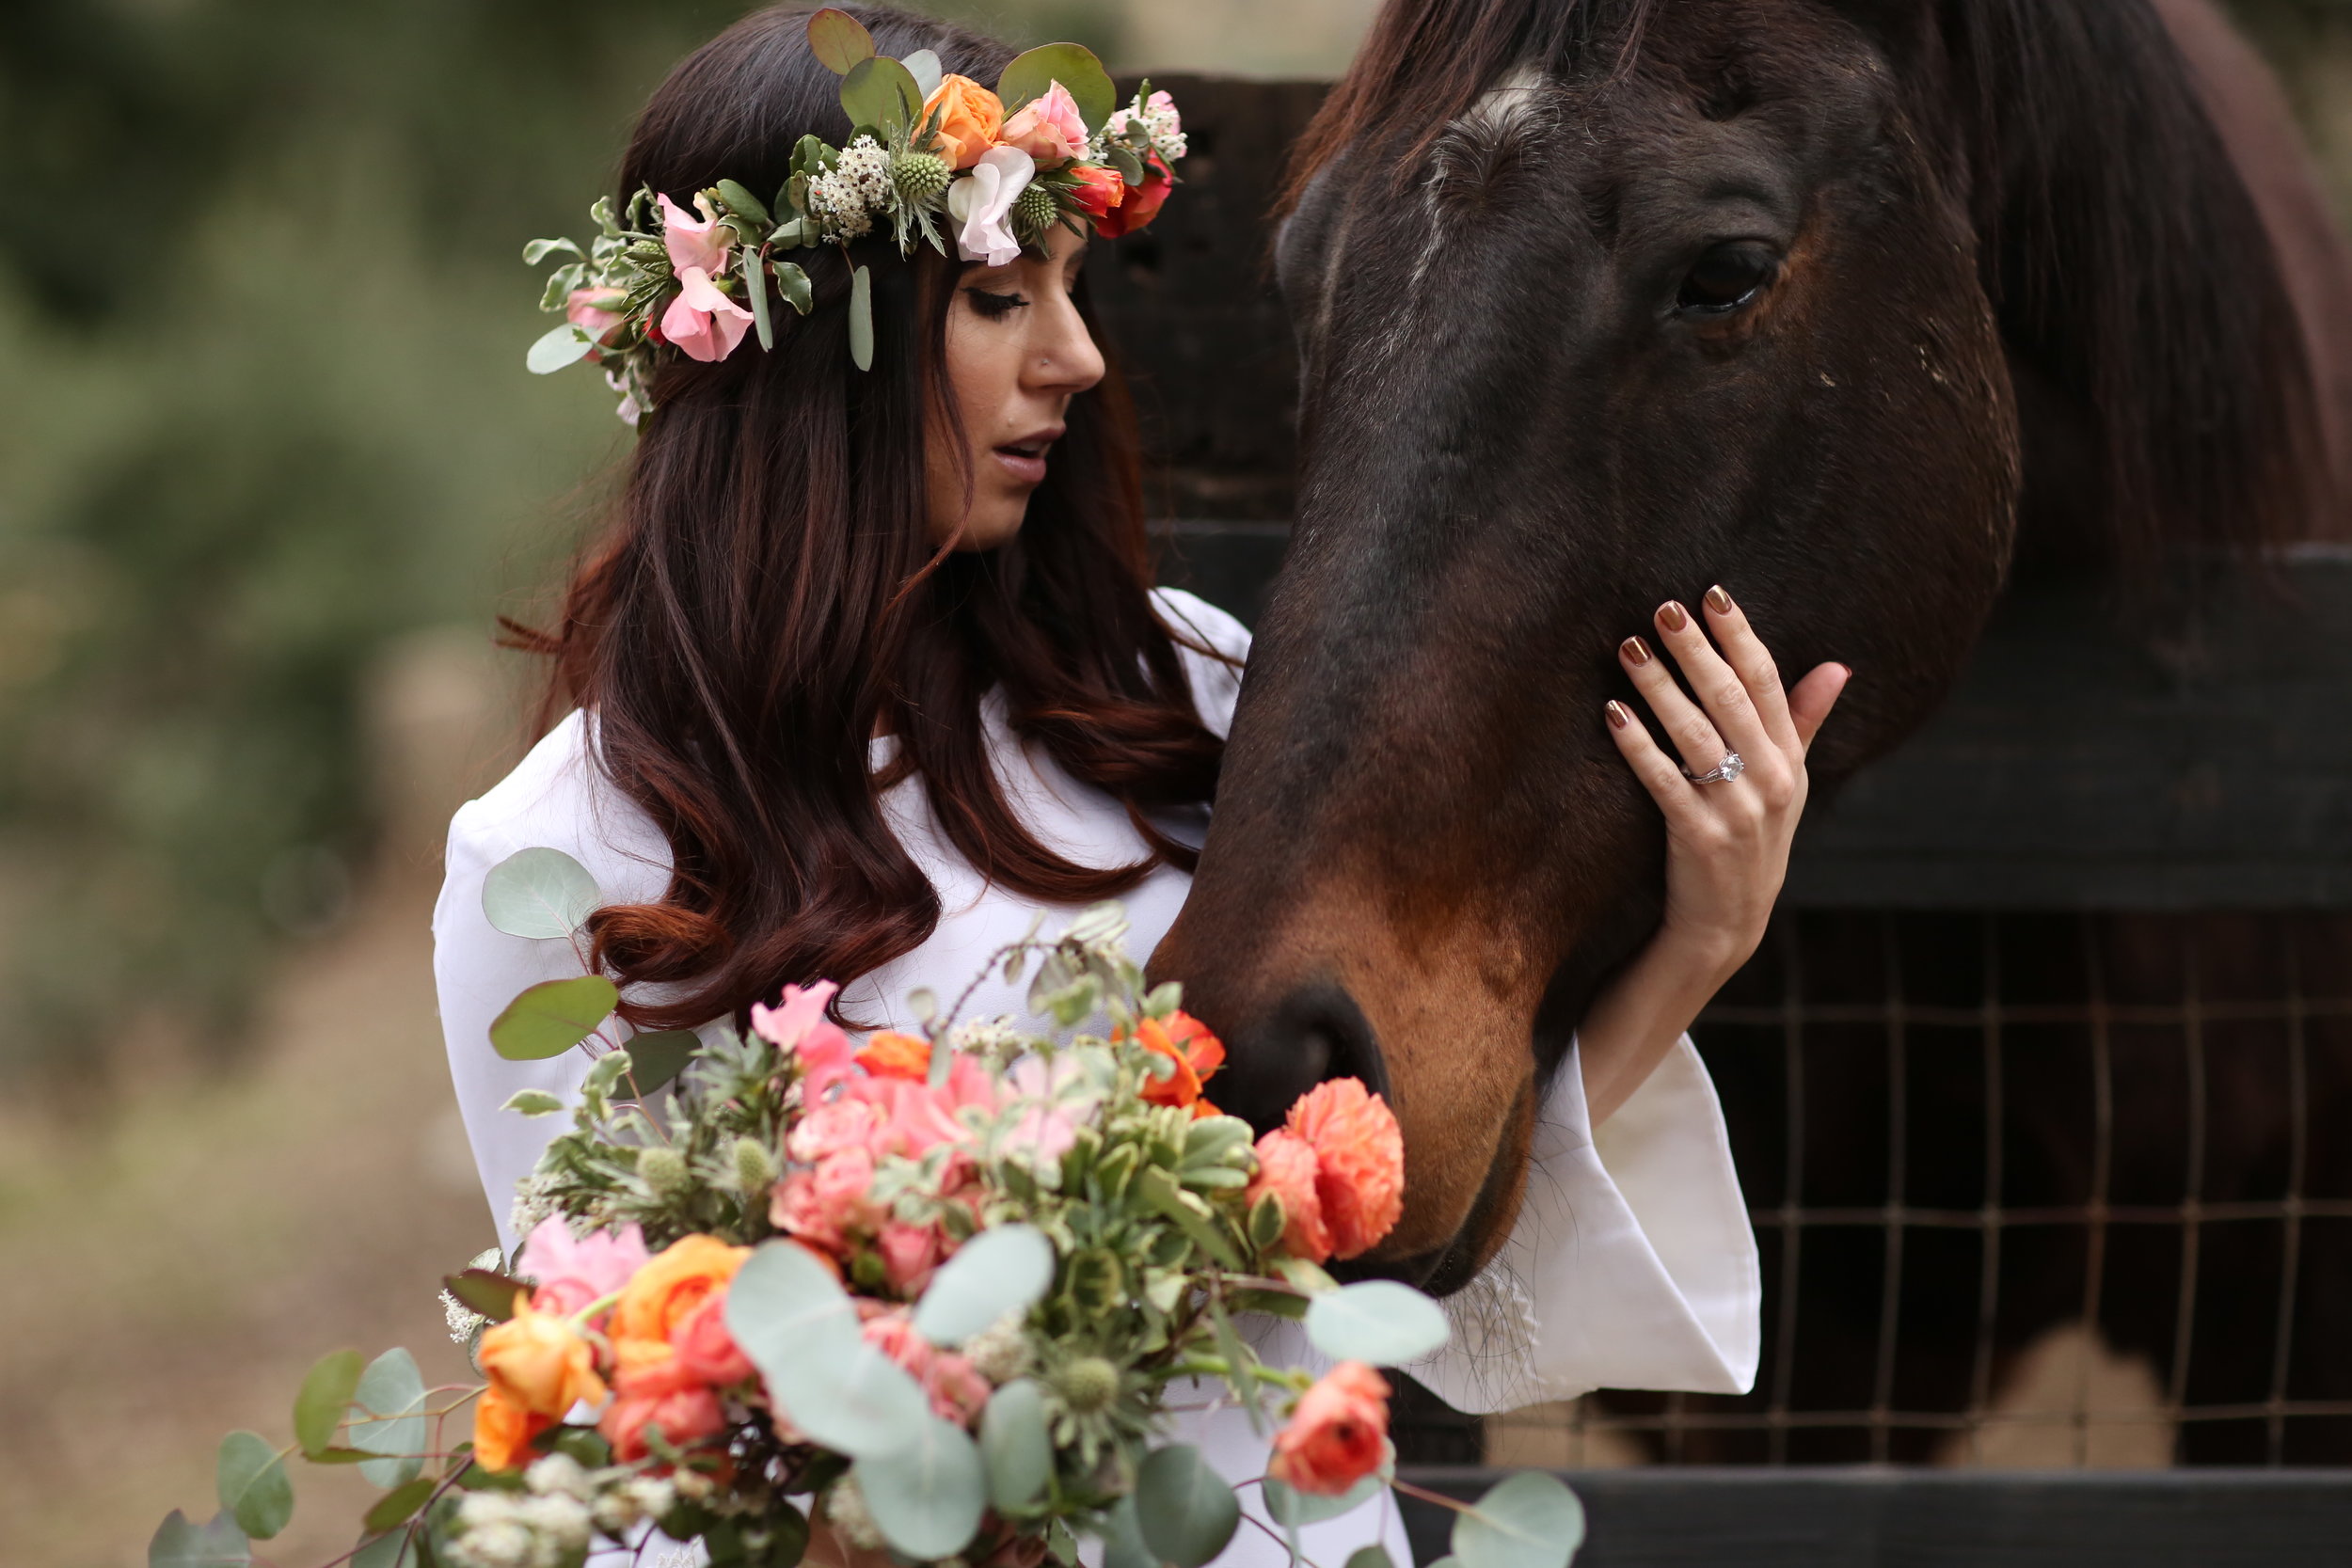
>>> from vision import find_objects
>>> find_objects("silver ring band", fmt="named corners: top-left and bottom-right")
top-left (1684, 750), bottom-right (1745, 785)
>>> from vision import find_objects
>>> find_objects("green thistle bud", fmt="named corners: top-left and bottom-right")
top-left (640, 1146), bottom-right (689, 1194)
top-left (1011, 182), bottom-right (1058, 238)
top-left (1054, 1355), bottom-right (1120, 1414)
top-left (731, 1136), bottom-right (778, 1195)
top-left (890, 150), bottom-right (951, 203)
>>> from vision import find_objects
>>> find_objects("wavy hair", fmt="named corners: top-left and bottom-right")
top-left (523, 3), bottom-right (1225, 1030)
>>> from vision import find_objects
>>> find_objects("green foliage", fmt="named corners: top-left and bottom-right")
top-left (347, 1348), bottom-right (428, 1490)
top-left (912, 1222), bottom-right (1055, 1344)
top-left (1451, 1473), bottom-right (1586, 1568)
top-left (1304, 1280), bottom-right (1452, 1365)
top-left (489, 975), bottom-right (617, 1060)
top-left (977, 1378), bottom-right (1053, 1513)
top-left (996, 43), bottom-right (1117, 127)
top-left (147, 1510), bottom-right (251, 1568)
top-left (728, 1240), bottom-right (934, 1457)
top-left (215, 1431), bottom-right (294, 1540)
top-left (1132, 1445), bottom-right (1238, 1568)
top-left (853, 1418), bottom-right (989, 1559)
top-left (294, 1348), bottom-right (365, 1458)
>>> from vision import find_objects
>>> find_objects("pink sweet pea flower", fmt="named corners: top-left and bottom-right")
top-left (1000, 82), bottom-right (1087, 166)
top-left (657, 193), bottom-right (732, 277)
top-left (754, 981), bottom-right (859, 1096)
top-left (947, 145), bottom-right (1035, 267)
top-left (564, 289), bottom-right (628, 356)
top-left (659, 266), bottom-right (755, 363)
top-left (517, 1215), bottom-right (651, 1318)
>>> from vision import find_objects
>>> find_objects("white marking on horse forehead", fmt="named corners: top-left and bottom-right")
top-left (1454, 61), bottom-right (1551, 144)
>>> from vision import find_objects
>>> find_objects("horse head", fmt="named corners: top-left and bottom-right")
top-left (1152, 0), bottom-right (2327, 1291)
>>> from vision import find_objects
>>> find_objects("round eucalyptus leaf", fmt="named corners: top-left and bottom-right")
top-left (347, 1348), bottom-right (427, 1489)
top-left (1098, 1495), bottom-right (1155, 1568)
top-left (839, 55), bottom-right (922, 137)
top-left (1451, 1472), bottom-right (1585, 1568)
top-left (619, 1031), bottom-right (698, 1099)
top-left (900, 48), bottom-right (943, 99)
top-left (489, 975), bottom-right (617, 1061)
top-left (1304, 1280), bottom-right (1451, 1366)
top-left (149, 1509), bottom-right (252, 1567)
top-left (215, 1431), bottom-right (294, 1540)
top-left (912, 1223), bottom-right (1054, 1345)
top-left (482, 847), bottom-right (601, 939)
top-left (350, 1528), bottom-right (424, 1568)
top-left (994, 44), bottom-right (1116, 132)
top-left (728, 1242), bottom-right (930, 1458)
top-left (805, 8), bottom-right (877, 73)
top-left (852, 1418), bottom-right (986, 1560)
top-left (1346, 1548), bottom-right (1397, 1568)
top-left (1132, 1444), bottom-right (1238, 1568)
top-left (294, 1348), bottom-right (364, 1458)
top-left (526, 324), bottom-right (594, 375)
top-left (1262, 1469), bottom-right (1386, 1528)
top-left (977, 1378), bottom-right (1052, 1513)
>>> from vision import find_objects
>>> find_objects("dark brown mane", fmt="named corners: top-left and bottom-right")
top-left (1281, 0), bottom-right (2326, 571)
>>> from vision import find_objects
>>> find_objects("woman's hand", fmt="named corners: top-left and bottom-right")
top-left (1607, 585), bottom-right (1849, 982)
top-left (1576, 585), bottom-right (1848, 1124)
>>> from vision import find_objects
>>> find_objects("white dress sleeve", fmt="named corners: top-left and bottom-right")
top-left (1406, 1035), bottom-right (1760, 1413)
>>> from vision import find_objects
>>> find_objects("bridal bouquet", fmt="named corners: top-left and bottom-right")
top-left (151, 850), bottom-right (1583, 1568)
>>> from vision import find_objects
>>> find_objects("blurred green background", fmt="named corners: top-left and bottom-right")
top-left (0, 4), bottom-right (2347, 1560)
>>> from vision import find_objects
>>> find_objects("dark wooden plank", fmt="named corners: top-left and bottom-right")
top-left (1396, 1467), bottom-right (2352, 1568)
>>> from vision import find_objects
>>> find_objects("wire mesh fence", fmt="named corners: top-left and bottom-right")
top-left (1396, 910), bottom-right (2352, 1470)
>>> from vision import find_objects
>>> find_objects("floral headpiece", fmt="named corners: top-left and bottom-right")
top-left (524, 8), bottom-right (1186, 422)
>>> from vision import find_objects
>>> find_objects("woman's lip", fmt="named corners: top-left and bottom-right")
top-left (993, 445), bottom-right (1049, 485)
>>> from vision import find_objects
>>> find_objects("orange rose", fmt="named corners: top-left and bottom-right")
top-left (1066, 165), bottom-right (1125, 223)
top-left (921, 74), bottom-right (1004, 170)
top-left (1284, 1077), bottom-right (1404, 1259)
top-left (1132, 1010), bottom-right (1226, 1117)
top-left (855, 1030), bottom-right (932, 1081)
top-left (476, 1295), bottom-right (608, 1418)
top-left (611, 1234), bottom-right (750, 1351)
top-left (472, 1384), bottom-right (552, 1473)
top-left (1269, 1362), bottom-right (1391, 1495)
top-left (1094, 153), bottom-right (1173, 238)
top-left (1247, 1129), bottom-right (1333, 1263)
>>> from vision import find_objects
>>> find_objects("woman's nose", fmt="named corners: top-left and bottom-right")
top-left (1027, 303), bottom-right (1105, 395)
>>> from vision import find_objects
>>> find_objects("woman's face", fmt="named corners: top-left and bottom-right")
top-left (926, 224), bottom-right (1105, 550)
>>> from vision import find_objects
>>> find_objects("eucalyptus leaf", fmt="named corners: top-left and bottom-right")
top-left (348, 1348), bottom-right (427, 1489)
top-left (977, 1378), bottom-right (1051, 1513)
top-left (620, 1030), bottom-right (698, 1098)
top-left (481, 847), bottom-right (602, 938)
top-left (715, 179), bottom-right (772, 230)
top-left (1137, 1166), bottom-right (1239, 1269)
top-left (489, 975), bottom-right (617, 1061)
top-left (1347, 1549), bottom-right (1397, 1568)
top-left (294, 1349), bottom-right (364, 1458)
top-left (806, 8), bottom-right (877, 73)
top-left (526, 324), bottom-right (594, 374)
top-left (900, 48), bottom-right (943, 99)
top-left (1262, 1469), bottom-right (1386, 1528)
top-left (849, 265), bottom-right (874, 372)
top-left (840, 55), bottom-right (922, 137)
top-left (215, 1431), bottom-right (294, 1540)
top-left (442, 1268), bottom-right (530, 1323)
top-left (1304, 1281), bottom-right (1451, 1366)
top-left (362, 1477), bottom-right (437, 1535)
top-left (1099, 1495), bottom-right (1156, 1568)
top-left (350, 1528), bottom-right (423, 1568)
top-left (1451, 1473), bottom-right (1584, 1568)
top-left (912, 1223), bottom-right (1054, 1345)
top-left (727, 1241), bottom-right (930, 1458)
top-left (148, 1510), bottom-right (251, 1568)
top-left (740, 246), bottom-right (773, 353)
top-left (994, 43), bottom-right (1115, 129)
top-left (1106, 143), bottom-right (1146, 188)
top-left (852, 1417), bottom-right (986, 1560)
top-left (500, 1088), bottom-right (564, 1117)
top-left (1132, 1445), bottom-right (1238, 1568)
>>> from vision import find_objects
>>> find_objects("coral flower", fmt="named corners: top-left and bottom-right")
top-left (1066, 165), bottom-right (1125, 223)
top-left (1284, 1078), bottom-right (1405, 1259)
top-left (1001, 81), bottom-right (1087, 166)
top-left (602, 1383), bottom-right (727, 1464)
top-left (921, 73), bottom-right (1006, 169)
top-left (1131, 1010), bottom-right (1226, 1118)
top-left (1269, 1362), bottom-right (1391, 1496)
top-left (471, 1384), bottom-right (551, 1473)
top-left (671, 1294), bottom-right (756, 1386)
top-left (1247, 1129), bottom-right (1334, 1263)
top-left (1094, 152), bottom-right (1173, 238)
top-left (612, 1234), bottom-right (750, 1350)
top-left (856, 1030), bottom-right (932, 1080)
top-left (477, 1295), bottom-right (608, 1418)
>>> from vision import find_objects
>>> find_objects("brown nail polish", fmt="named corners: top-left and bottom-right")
top-left (1606, 701), bottom-right (1632, 730)
top-left (1706, 585), bottom-right (1733, 615)
top-left (1657, 601), bottom-right (1689, 632)
top-left (1620, 635), bottom-right (1653, 666)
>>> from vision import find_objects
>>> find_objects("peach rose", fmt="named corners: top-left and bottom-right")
top-left (602, 1383), bottom-right (727, 1464)
top-left (1000, 81), bottom-right (1087, 166)
top-left (1094, 153), bottom-right (1172, 239)
top-left (672, 1293), bottom-right (756, 1386)
top-left (1247, 1128), bottom-right (1334, 1263)
top-left (471, 1384), bottom-right (552, 1473)
top-left (1285, 1077), bottom-right (1405, 1259)
top-left (921, 73), bottom-right (1005, 169)
top-left (1268, 1362), bottom-right (1391, 1496)
top-left (1131, 1010), bottom-right (1226, 1117)
top-left (611, 1234), bottom-right (750, 1350)
top-left (476, 1295), bottom-right (608, 1418)
top-left (855, 1030), bottom-right (932, 1080)
top-left (1066, 165), bottom-right (1125, 223)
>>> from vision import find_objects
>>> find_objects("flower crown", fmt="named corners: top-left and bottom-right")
top-left (524, 8), bottom-right (1186, 422)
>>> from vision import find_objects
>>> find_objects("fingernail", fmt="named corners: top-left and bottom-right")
top-left (1657, 601), bottom-right (1689, 632)
top-left (1606, 701), bottom-right (1632, 730)
top-left (1706, 585), bottom-right (1733, 615)
top-left (1620, 635), bottom-right (1653, 666)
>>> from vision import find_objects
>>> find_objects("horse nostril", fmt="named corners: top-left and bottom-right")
top-left (1214, 982), bottom-right (1385, 1136)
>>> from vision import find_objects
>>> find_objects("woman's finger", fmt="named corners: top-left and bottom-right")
top-left (1620, 632), bottom-right (1735, 777)
top-left (1699, 585), bottom-right (1799, 752)
top-left (1605, 699), bottom-right (1704, 817)
top-left (1788, 662), bottom-right (1851, 751)
top-left (1650, 599), bottom-right (1776, 764)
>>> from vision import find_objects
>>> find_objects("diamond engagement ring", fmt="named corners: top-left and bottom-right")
top-left (1685, 751), bottom-right (1745, 785)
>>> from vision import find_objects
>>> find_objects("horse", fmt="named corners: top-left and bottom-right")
top-left (1148, 0), bottom-right (2352, 1455)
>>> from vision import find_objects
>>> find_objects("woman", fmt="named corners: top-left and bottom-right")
top-left (435, 4), bottom-right (1847, 1562)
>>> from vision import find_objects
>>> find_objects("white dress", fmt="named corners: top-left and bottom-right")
top-left (433, 588), bottom-right (1758, 1567)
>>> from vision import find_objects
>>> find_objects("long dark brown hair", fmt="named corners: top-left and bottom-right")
top-left (527, 4), bottom-right (1225, 1031)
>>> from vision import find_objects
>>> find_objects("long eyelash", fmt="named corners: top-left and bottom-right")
top-left (963, 288), bottom-right (1029, 319)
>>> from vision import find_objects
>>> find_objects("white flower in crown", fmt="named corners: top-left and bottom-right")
top-left (947, 145), bottom-right (1035, 267)
top-left (1104, 87), bottom-right (1186, 166)
top-left (808, 135), bottom-right (893, 241)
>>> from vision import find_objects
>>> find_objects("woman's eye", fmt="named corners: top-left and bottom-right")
top-left (964, 288), bottom-right (1029, 319)
top-left (1677, 245), bottom-right (1777, 313)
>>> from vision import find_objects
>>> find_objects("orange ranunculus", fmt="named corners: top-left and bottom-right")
top-left (472, 1384), bottom-right (553, 1473)
top-left (921, 74), bottom-right (1004, 170)
top-left (1284, 1077), bottom-right (1405, 1259)
top-left (476, 1295), bottom-right (608, 1418)
top-left (1247, 1128), bottom-right (1333, 1263)
top-left (1094, 152), bottom-right (1173, 238)
top-left (611, 1234), bottom-right (750, 1352)
top-left (855, 1030), bottom-right (932, 1081)
top-left (1268, 1361), bottom-right (1391, 1496)
top-left (1132, 1010), bottom-right (1226, 1117)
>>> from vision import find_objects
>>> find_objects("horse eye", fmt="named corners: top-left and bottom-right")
top-left (1677, 244), bottom-right (1777, 313)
